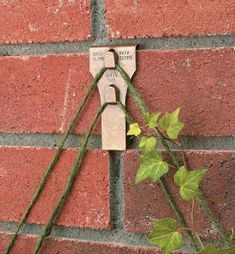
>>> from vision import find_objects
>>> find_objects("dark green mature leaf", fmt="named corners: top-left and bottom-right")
top-left (139, 136), bottom-right (157, 153)
top-left (135, 151), bottom-right (169, 184)
top-left (174, 166), bottom-right (207, 201)
top-left (197, 244), bottom-right (235, 254)
top-left (159, 107), bottom-right (184, 139)
top-left (127, 123), bottom-right (141, 136)
top-left (144, 112), bottom-right (161, 128)
top-left (149, 218), bottom-right (183, 254)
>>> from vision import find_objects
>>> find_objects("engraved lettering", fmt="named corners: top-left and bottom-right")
top-left (106, 71), bottom-right (117, 83)
top-left (106, 72), bottom-right (118, 78)
top-left (93, 52), bottom-right (104, 56)
top-left (92, 51), bottom-right (104, 61)
top-left (108, 77), bottom-right (116, 83)
top-left (118, 50), bottom-right (132, 61)
top-left (119, 50), bottom-right (130, 55)
top-left (93, 56), bottom-right (104, 61)
top-left (119, 55), bottom-right (133, 61)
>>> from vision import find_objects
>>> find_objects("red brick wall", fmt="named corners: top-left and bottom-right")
top-left (0, 1), bottom-right (234, 253)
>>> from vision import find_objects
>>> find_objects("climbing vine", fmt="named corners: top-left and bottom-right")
top-left (5, 67), bottom-right (106, 254)
top-left (117, 65), bottom-right (235, 253)
top-left (126, 108), bottom-right (234, 253)
top-left (5, 63), bottom-right (235, 254)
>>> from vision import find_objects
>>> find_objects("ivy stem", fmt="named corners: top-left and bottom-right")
top-left (159, 132), bottom-right (181, 146)
top-left (153, 128), bottom-right (180, 167)
top-left (178, 228), bottom-right (194, 232)
top-left (159, 178), bottom-right (199, 252)
top-left (191, 199), bottom-right (205, 249)
top-left (178, 138), bottom-right (188, 169)
top-left (116, 64), bottom-right (230, 247)
top-left (197, 196), bottom-right (230, 245)
top-left (117, 102), bottom-right (199, 252)
top-left (33, 103), bottom-right (107, 254)
top-left (4, 67), bottom-right (106, 254)
top-left (168, 164), bottom-right (176, 169)
top-left (179, 138), bottom-right (230, 245)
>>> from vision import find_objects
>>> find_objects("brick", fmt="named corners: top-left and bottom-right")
top-left (105, 1), bottom-right (235, 38)
top-left (0, 1), bottom-right (91, 44)
top-left (0, 48), bottom-right (235, 136)
top-left (0, 54), bottom-right (100, 134)
top-left (129, 48), bottom-right (235, 137)
top-left (0, 147), bottom-right (110, 229)
top-left (123, 150), bottom-right (235, 238)
top-left (0, 232), bottom-right (191, 254)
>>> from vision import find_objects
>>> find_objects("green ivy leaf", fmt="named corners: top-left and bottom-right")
top-left (197, 244), bottom-right (217, 254)
top-left (218, 245), bottom-right (235, 254)
top-left (135, 151), bottom-right (169, 184)
top-left (197, 244), bottom-right (235, 254)
top-left (139, 136), bottom-right (157, 153)
top-left (149, 218), bottom-right (183, 254)
top-left (144, 112), bottom-right (161, 128)
top-left (174, 166), bottom-right (207, 201)
top-left (159, 107), bottom-right (184, 139)
top-left (127, 123), bottom-right (141, 136)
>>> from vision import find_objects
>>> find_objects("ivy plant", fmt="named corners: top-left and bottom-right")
top-left (197, 244), bottom-right (235, 254)
top-left (127, 107), bottom-right (235, 254)
top-left (174, 166), bottom-right (207, 201)
top-left (149, 218), bottom-right (183, 254)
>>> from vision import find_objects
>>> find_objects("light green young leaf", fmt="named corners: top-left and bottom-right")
top-left (149, 218), bottom-right (183, 254)
top-left (218, 245), bottom-right (235, 254)
top-left (159, 112), bottom-right (170, 130)
top-left (139, 136), bottom-right (157, 153)
top-left (174, 166), bottom-right (207, 201)
top-left (197, 244), bottom-right (235, 254)
top-left (159, 107), bottom-right (184, 139)
top-left (127, 123), bottom-right (141, 136)
top-left (197, 244), bottom-right (217, 254)
top-left (135, 151), bottom-right (169, 184)
top-left (144, 112), bottom-right (161, 128)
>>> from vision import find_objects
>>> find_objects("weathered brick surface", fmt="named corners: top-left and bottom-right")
top-left (0, 54), bottom-right (100, 134)
top-left (129, 48), bottom-right (235, 136)
top-left (0, 147), bottom-right (110, 229)
top-left (105, 1), bottom-right (235, 38)
top-left (0, 233), bottom-right (191, 254)
top-left (0, 1), bottom-right (91, 44)
top-left (1, 0), bottom-right (234, 252)
top-left (1, 234), bottom-right (158, 254)
top-left (122, 150), bottom-right (235, 238)
top-left (0, 48), bottom-right (234, 136)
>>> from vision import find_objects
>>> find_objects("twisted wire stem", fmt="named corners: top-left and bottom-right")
top-left (5, 68), bottom-right (106, 254)
top-left (33, 104), bottom-right (107, 254)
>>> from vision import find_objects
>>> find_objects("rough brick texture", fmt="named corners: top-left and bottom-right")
top-left (0, 147), bottom-right (110, 229)
top-left (0, 233), bottom-right (191, 254)
top-left (105, 0), bottom-right (235, 38)
top-left (0, 1), bottom-right (235, 251)
top-left (123, 150), bottom-right (235, 238)
top-left (0, 54), bottom-right (99, 134)
top-left (130, 48), bottom-right (235, 137)
top-left (0, 48), bottom-right (234, 136)
top-left (0, 1), bottom-right (91, 44)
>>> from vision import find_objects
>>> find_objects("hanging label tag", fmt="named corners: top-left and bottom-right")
top-left (89, 45), bottom-right (137, 151)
